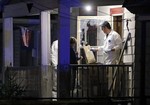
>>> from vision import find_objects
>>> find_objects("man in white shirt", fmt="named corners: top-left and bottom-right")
top-left (93, 21), bottom-right (122, 96)
top-left (92, 21), bottom-right (122, 64)
top-left (51, 40), bottom-right (58, 100)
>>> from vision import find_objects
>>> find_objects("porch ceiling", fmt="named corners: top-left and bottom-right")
top-left (6, 0), bottom-right (124, 8)
top-left (81, 0), bottom-right (124, 6)
top-left (5, 0), bottom-right (58, 10)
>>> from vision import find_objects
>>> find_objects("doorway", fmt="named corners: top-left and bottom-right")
top-left (113, 15), bottom-right (122, 38)
top-left (113, 15), bottom-right (123, 63)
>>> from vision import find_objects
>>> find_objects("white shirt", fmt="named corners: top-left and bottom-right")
top-left (51, 40), bottom-right (58, 67)
top-left (98, 30), bottom-right (122, 64)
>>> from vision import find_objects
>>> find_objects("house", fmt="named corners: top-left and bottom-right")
top-left (0, 0), bottom-right (147, 104)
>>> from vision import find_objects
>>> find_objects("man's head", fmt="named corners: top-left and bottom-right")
top-left (101, 21), bottom-right (111, 34)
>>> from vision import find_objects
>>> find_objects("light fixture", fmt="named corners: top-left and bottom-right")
top-left (85, 5), bottom-right (92, 12)
top-left (27, 2), bottom-right (33, 13)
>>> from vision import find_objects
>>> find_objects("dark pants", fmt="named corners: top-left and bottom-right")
top-left (68, 68), bottom-right (76, 91)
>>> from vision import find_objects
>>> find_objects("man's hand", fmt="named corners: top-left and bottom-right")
top-left (90, 47), bottom-right (99, 52)
top-left (111, 48), bottom-right (115, 51)
top-left (80, 56), bottom-right (83, 60)
top-left (104, 48), bottom-right (115, 53)
top-left (104, 49), bottom-right (111, 53)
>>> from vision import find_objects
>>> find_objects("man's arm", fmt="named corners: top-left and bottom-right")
top-left (113, 34), bottom-right (123, 51)
top-left (90, 46), bottom-right (104, 51)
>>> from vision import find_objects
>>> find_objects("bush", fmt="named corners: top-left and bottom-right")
top-left (0, 71), bottom-right (26, 98)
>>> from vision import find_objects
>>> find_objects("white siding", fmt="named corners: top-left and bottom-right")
top-left (123, 8), bottom-right (135, 64)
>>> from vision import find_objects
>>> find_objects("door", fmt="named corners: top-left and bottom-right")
top-left (77, 16), bottom-right (111, 64)
top-left (113, 16), bottom-right (122, 38)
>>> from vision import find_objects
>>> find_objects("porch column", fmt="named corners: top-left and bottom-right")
top-left (58, 0), bottom-right (81, 98)
top-left (58, 0), bottom-right (71, 98)
top-left (3, 18), bottom-right (13, 66)
top-left (41, 11), bottom-right (52, 98)
top-left (135, 16), bottom-right (150, 105)
top-left (41, 11), bottom-right (51, 65)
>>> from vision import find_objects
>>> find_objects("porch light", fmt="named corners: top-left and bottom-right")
top-left (85, 5), bottom-right (92, 12)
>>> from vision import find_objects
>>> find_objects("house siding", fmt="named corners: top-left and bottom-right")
top-left (123, 8), bottom-right (135, 63)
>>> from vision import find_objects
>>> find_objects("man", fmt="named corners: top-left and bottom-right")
top-left (92, 21), bottom-right (122, 64)
top-left (51, 40), bottom-right (58, 100)
top-left (92, 21), bottom-right (122, 96)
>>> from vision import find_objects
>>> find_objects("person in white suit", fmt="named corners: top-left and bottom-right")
top-left (91, 21), bottom-right (123, 96)
top-left (91, 21), bottom-right (122, 64)
top-left (51, 40), bottom-right (58, 100)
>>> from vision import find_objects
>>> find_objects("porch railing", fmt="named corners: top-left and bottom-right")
top-left (69, 64), bottom-right (134, 99)
top-left (2, 64), bottom-right (134, 103)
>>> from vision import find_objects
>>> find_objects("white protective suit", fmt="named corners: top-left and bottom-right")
top-left (98, 30), bottom-right (122, 64)
top-left (51, 40), bottom-right (58, 67)
top-left (50, 40), bottom-right (58, 100)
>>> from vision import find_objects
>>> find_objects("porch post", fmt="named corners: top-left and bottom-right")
top-left (41, 11), bottom-right (51, 66)
top-left (41, 11), bottom-right (52, 98)
top-left (58, 0), bottom-right (71, 98)
top-left (140, 20), bottom-right (146, 105)
top-left (3, 17), bottom-right (13, 66)
top-left (58, 0), bottom-right (81, 98)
